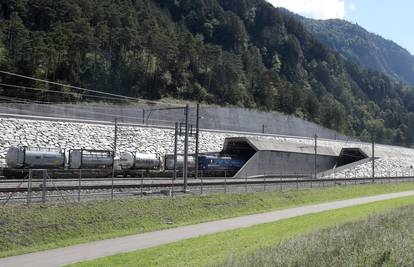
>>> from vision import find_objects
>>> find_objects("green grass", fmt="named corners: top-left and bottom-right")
top-left (71, 196), bottom-right (414, 267)
top-left (218, 204), bottom-right (414, 267)
top-left (1, 182), bottom-right (414, 258)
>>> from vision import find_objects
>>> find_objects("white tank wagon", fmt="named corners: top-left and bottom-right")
top-left (6, 146), bottom-right (65, 169)
top-left (69, 149), bottom-right (114, 169)
top-left (164, 154), bottom-right (196, 171)
top-left (119, 152), bottom-right (161, 170)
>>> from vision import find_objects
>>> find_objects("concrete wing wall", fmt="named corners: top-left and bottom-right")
top-left (235, 151), bottom-right (338, 178)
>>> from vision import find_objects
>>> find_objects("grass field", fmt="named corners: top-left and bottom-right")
top-left (1, 183), bottom-right (414, 258)
top-left (218, 204), bottom-right (414, 267)
top-left (70, 196), bottom-right (414, 267)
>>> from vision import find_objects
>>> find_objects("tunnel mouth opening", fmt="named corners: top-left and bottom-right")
top-left (218, 138), bottom-right (257, 176)
top-left (222, 139), bottom-right (257, 160)
top-left (337, 148), bottom-right (369, 167)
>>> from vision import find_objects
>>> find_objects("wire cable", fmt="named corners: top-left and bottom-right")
top-left (0, 70), bottom-right (188, 107)
top-left (0, 70), bottom-right (137, 100)
top-left (0, 95), bottom-right (186, 124)
top-left (0, 83), bottom-right (132, 102)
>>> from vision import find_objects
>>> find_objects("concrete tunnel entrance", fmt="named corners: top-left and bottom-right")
top-left (337, 148), bottom-right (369, 167)
top-left (221, 137), bottom-right (339, 178)
top-left (316, 147), bottom-right (371, 178)
top-left (222, 138), bottom-right (256, 160)
top-left (220, 138), bottom-right (372, 178)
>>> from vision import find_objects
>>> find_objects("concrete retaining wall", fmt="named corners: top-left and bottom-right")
top-left (0, 103), bottom-right (348, 140)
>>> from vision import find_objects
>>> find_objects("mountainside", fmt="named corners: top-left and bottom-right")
top-left (300, 17), bottom-right (414, 86)
top-left (1, 0), bottom-right (414, 146)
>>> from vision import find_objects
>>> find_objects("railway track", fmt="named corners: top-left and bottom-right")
top-left (0, 176), bottom-right (412, 194)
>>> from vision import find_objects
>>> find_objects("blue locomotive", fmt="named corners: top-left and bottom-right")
top-left (198, 155), bottom-right (246, 176)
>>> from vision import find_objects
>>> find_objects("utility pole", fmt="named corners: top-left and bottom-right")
top-left (183, 104), bottom-right (190, 191)
top-left (143, 105), bottom-right (192, 189)
top-left (314, 134), bottom-right (318, 179)
top-left (173, 122), bottom-right (178, 180)
top-left (372, 136), bottom-right (375, 182)
top-left (113, 118), bottom-right (118, 156)
top-left (112, 118), bottom-right (118, 200)
top-left (195, 104), bottom-right (200, 179)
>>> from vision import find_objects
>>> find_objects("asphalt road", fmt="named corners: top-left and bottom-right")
top-left (1, 190), bottom-right (414, 267)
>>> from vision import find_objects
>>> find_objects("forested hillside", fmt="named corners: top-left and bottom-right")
top-left (1, 0), bottom-right (414, 146)
top-left (300, 17), bottom-right (414, 87)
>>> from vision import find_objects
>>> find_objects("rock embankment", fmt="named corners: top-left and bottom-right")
top-left (1, 117), bottom-right (414, 177)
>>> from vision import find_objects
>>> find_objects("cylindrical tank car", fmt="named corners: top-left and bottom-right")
top-left (119, 152), bottom-right (161, 170)
top-left (6, 146), bottom-right (65, 169)
top-left (164, 154), bottom-right (196, 171)
top-left (69, 149), bottom-right (114, 169)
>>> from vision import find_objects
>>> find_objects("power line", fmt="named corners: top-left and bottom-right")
top-left (0, 104), bottom-right (182, 125)
top-left (0, 95), bottom-right (141, 120)
top-left (0, 83), bottom-right (189, 114)
top-left (0, 95), bottom-right (51, 104)
top-left (0, 70), bottom-right (187, 107)
top-left (0, 83), bottom-right (133, 102)
top-left (0, 106), bottom-right (96, 121)
top-left (0, 70), bottom-right (137, 101)
top-left (0, 95), bottom-right (185, 124)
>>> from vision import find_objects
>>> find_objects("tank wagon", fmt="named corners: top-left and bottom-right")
top-left (118, 152), bottom-right (162, 177)
top-left (120, 152), bottom-right (161, 170)
top-left (6, 146), bottom-right (65, 169)
top-left (4, 147), bottom-right (117, 178)
top-left (164, 155), bottom-right (196, 171)
top-left (69, 149), bottom-right (114, 169)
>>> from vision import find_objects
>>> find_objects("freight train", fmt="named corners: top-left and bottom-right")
top-left (3, 146), bottom-right (246, 179)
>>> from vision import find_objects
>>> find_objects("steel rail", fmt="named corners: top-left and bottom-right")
top-left (0, 176), bottom-right (411, 193)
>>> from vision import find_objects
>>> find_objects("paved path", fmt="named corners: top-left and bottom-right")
top-left (2, 191), bottom-right (414, 267)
